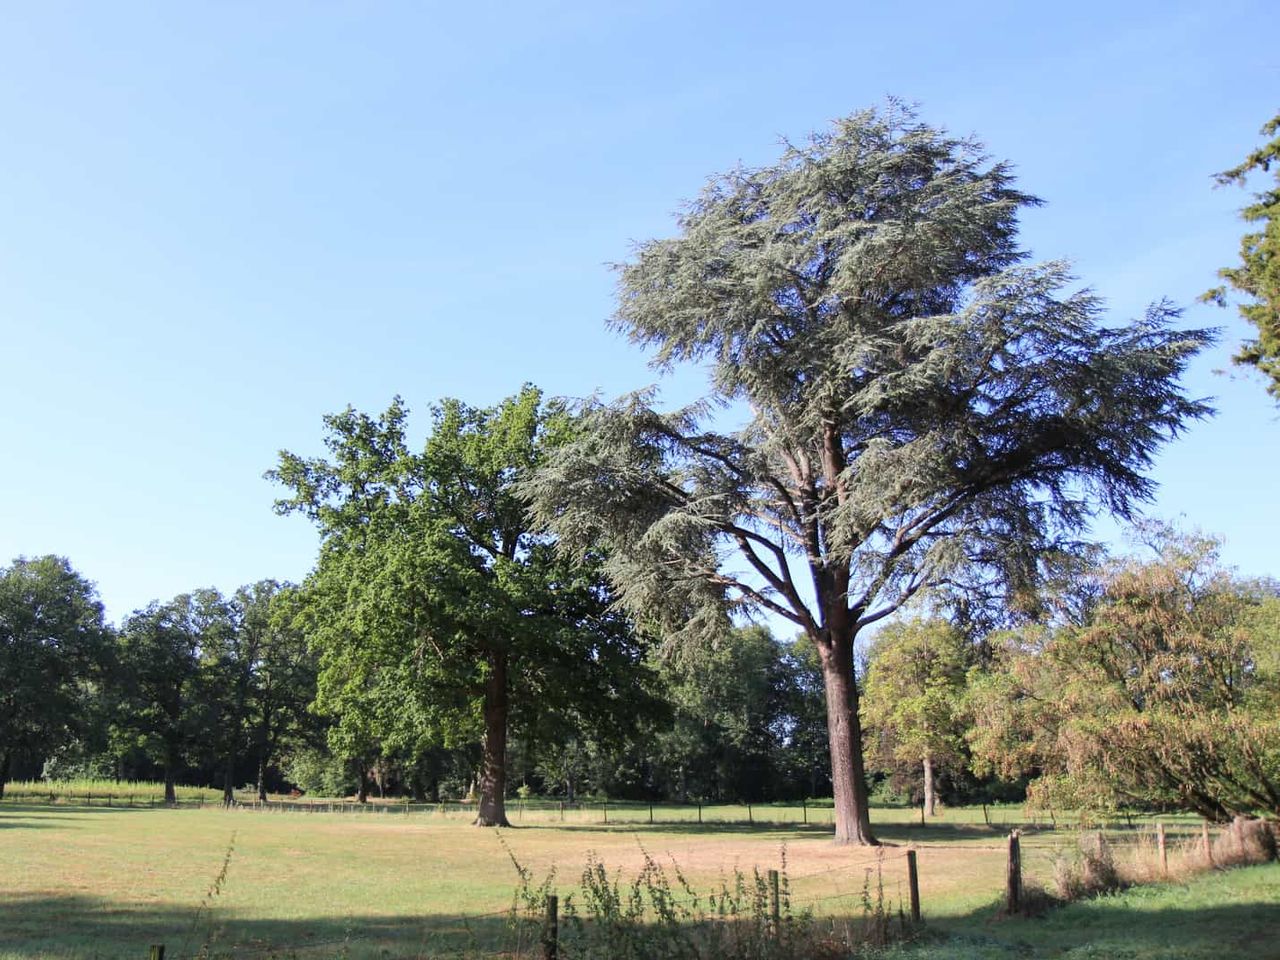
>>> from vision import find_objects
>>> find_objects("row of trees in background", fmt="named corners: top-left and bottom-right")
top-left (5, 523), bottom-right (1276, 827)
top-left (0, 563), bottom-right (316, 803)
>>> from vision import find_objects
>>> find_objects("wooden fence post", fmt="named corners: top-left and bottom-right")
top-left (768, 869), bottom-right (780, 934)
top-left (1157, 822), bottom-right (1168, 876)
top-left (148, 945), bottom-right (165, 960)
top-left (542, 894), bottom-right (558, 960)
top-left (1005, 831), bottom-right (1021, 915)
top-left (748, 803), bottom-right (753, 825)
top-left (697, 802), bottom-right (702, 824)
top-left (802, 798), bottom-right (807, 825)
top-left (906, 849), bottom-right (921, 924)
top-left (649, 804), bottom-right (653, 825)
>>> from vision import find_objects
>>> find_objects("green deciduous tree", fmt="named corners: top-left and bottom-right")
top-left (246, 584), bottom-right (319, 802)
top-left (272, 386), bottom-right (647, 825)
top-left (1204, 112), bottom-right (1280, 401)
top-left (0, 556), bottom-right (110, 797)
top-left (862, 618), bottom-right (972, 816)
top-left (648, 625), bottom-right (796, 803)
top-left (525, 104), bottom-right (1212, 843)
top-left (117, 590), bottom-right (232, 804)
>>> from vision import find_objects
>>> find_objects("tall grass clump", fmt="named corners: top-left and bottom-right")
top-left (504, 840), bottom-right (913, 960)
top-left (1053, 831), bottom-right (1121, 900)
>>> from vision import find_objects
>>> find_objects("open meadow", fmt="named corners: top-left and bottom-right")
top-left (2, 799), bottom-right (1277, 959)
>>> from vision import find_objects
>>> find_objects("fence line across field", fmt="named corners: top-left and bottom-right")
top-left (0, 789), bottom-right (1214, 837)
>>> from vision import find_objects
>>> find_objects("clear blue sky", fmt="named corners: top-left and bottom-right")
top-left (2, 0), bottom-right (1277, 624)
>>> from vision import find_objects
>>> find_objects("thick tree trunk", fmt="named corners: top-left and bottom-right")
top-left (474, 649), bottom-right (511, 827)
top-left (257, 754), bottom-right (268, 803)
top-left (820, 639), bottom-right (878, 845)
top-left (356, 764), bottom-right (369, 804)
top-left (923, 755), bottom-right (936, 817)
top-left (163, 751), bottom-right (177, 805)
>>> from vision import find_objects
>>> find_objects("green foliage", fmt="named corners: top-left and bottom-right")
top-left (968, 527), bottom-right (1280, 819)
top-left (0, 555), bottom-right (110, 791)
top-left (115, 590), bottom-right (233, 800)
top-left (271, 385), bottom-right (651, 820)
top-left (283, 747), bottom-right (357, 798)
top-left (646, 626), bottom-right (816, 802)
top-left (526, 102), bottom-right (1212, 843)
top-left (1204, 112), bottom-right (1280, 401)
top-left (862, 618), bottom-right (972, 804)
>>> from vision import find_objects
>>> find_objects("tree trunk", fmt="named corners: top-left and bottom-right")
top-left (923, 755), bottom-right (936, 817)
top-left (819, 638), bottom-right (877, 845)
top-left (0, 749), bottom-right (10, 799)
top-left (257, 754), bottom-right (268, 803)
top-left (222, 756), bottom-right (235, 807)
top-left (356, 763), bottom-right (369, 804)
top-left (474, 649), bottom-right (511, 827)
top-left (163, 751), bottom-right (177, 805)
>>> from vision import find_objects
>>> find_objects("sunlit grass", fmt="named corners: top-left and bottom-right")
top-left (0, 800), bottom-right (1267, 958)
top-left (2, 778), bottom-right (224, 803)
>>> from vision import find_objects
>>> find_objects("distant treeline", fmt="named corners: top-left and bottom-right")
top-left (4, 523), bottom-right (1277, 823)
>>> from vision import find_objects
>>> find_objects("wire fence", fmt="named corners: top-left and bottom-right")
top-left (0, 789), bottom-right (1205, 836)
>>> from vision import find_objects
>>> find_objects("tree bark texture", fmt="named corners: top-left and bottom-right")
top-left (257, 755), bottom-right (268, 803)
top-left (819, 638), bottom-right (877, 845)
top-left (474, 649), bottom-right (511, 827)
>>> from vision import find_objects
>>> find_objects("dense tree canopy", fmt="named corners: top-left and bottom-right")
top-left (968, 530), bottom-right (1280, 821)
top-left (1205, 111), bottom-right (1280, 401)
top-left (271, 386), bottom-right (648, 824)
top-left (0, 556), bottom-right (110, 797)
top-left (525, 104), bottom-right (1213, 843)
top-left (115, 590), bottom-right (231, 803)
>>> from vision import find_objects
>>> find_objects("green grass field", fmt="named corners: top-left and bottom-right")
top-left (0, 800), bottom-right (1275, 958)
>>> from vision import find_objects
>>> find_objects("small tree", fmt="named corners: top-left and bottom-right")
top-left (526, 104), bottom-right (1212, 843)
top-left (862, 618), bottom-right (971, 816)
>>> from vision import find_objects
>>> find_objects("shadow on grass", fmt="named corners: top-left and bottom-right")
top-left (3, 866), bottom-right (1278, 960)
top-left (0, 892), bottom-right (521, 960)
top-left (913, 864), bottom-right (1280, 960)
top-left (0, 802), bottom-right (184, 818)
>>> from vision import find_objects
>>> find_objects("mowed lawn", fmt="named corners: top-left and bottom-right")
top-left (1, 801), bottom-right (1276, 958)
